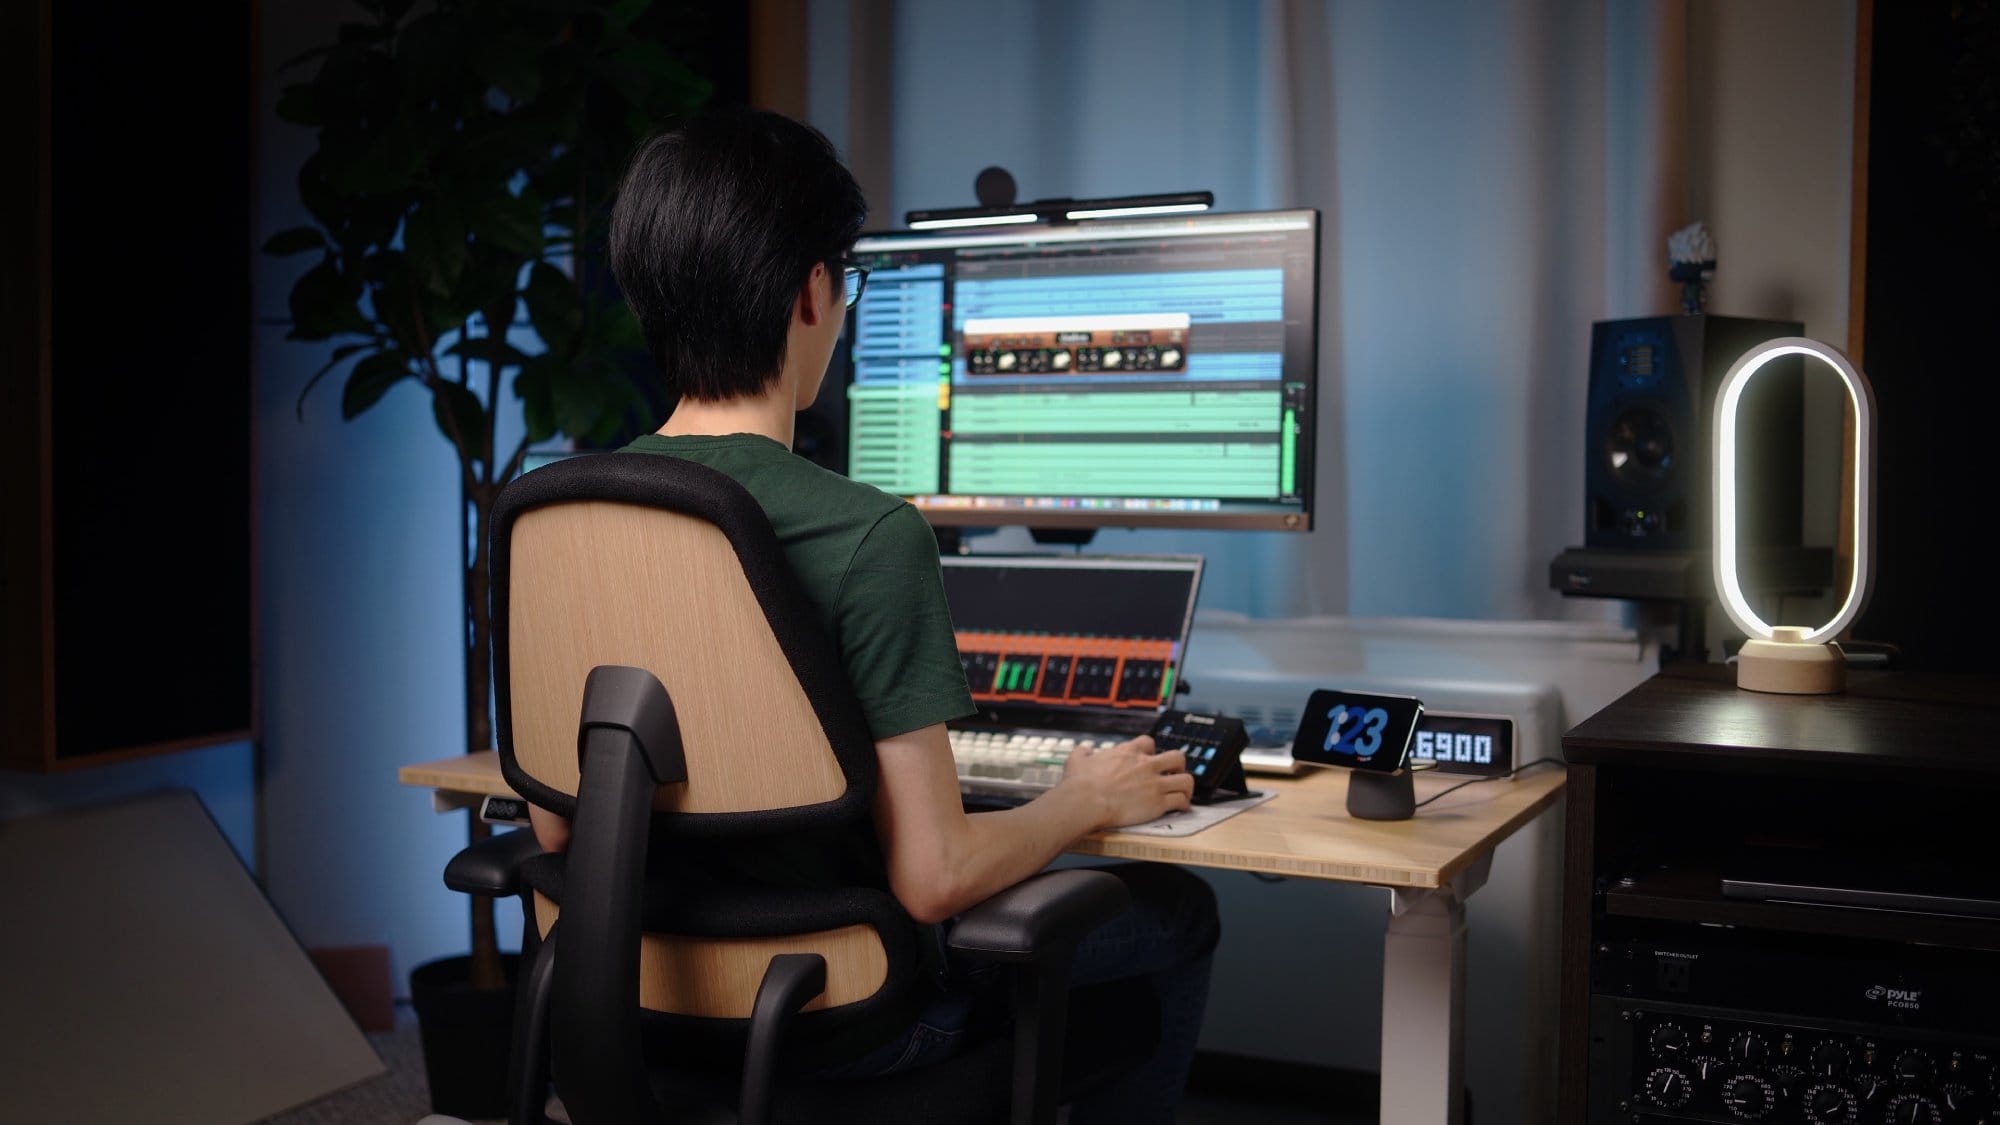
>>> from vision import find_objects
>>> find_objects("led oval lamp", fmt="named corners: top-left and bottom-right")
top-left (1712, 337), bottom-right (1876, 693)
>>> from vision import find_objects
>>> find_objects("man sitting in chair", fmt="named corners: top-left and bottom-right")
top-left (521, 106), bottom-right (1220, 1121)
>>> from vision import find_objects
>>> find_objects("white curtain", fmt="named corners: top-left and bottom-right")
top-left (808, 0), bottom-right (1692, 623)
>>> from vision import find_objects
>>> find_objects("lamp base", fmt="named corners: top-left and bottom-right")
top-left (1735, 628), bottom-right (1847, 694)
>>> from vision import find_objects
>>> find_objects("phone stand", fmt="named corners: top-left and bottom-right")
top-left (1346, 769), bottom-right (1415, 821)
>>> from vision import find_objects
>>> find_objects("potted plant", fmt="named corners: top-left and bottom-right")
top-left (266, 0), bottom-right (709, 1114)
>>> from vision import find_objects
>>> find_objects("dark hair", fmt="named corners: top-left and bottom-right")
top-left (609, 107), bottom-right (869, 402)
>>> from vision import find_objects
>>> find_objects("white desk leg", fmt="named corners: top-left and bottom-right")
top-left (1381, 854), bottom-right (1488, 1125)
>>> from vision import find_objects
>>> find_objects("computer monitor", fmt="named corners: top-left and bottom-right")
top-left (842, 209), bottom-right (1320, 531)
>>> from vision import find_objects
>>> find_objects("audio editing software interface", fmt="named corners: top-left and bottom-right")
top-left (844, 210), bottom-right (1319, 528)
top-left (941, 555), bottom-right (1203, 720)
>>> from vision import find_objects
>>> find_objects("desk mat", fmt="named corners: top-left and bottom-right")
top-left (1117, 789), bottom-right (1277, 836)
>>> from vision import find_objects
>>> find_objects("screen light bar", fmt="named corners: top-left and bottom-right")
top-left (1064, 202), bottom-right (1209, 220)
top-left (907, 212), bottom-right (1041, 231)
top-left (905, 190), bottom-right (1213, 230)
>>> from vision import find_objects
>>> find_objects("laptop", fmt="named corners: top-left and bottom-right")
top-left (941, 554), bottom-right (1204, 801)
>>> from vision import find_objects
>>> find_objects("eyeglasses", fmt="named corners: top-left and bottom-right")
top-left (837, 257), bottom-right (871, 309)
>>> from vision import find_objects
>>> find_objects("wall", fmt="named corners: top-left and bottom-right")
top-left (1689, 0), bottom-right (1859, 630)
top-left (0, 742), bottom-right (257, 868)
top-left (1689, 0), bottom-right (1857, 349)
top-left (252, 0), bottom-right (520, 981)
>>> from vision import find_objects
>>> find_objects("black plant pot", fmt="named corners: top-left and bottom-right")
top-left (410, 953), bottom-right (520, 1120)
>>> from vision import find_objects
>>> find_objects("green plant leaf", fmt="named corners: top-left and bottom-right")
top-left (600, 37), bottom-right (681, 109)
top-left (336, 113), bottom-right (428, 195)
top-left (295, 342), bottom-right (374, 420)
top-left (467, 190), bottom-right (545, 258)
top-left (470, 31), bottom-right (543, 103)
top-left (461, 242), bottom-right (526, 321)
top-left (514, 353), bottom-right (561, 443)
top-left (404, 201), bottom-right (467, 297)
top-left (341, 351), bottom-right (414, 419)
top-left (424, 286), bottom-right (482, 348)
top-left (446, 334), bottom-right (529, 370)
top-left (288, 260), bottom-right (370, 341)
top-left (480, 293), bottom-right (520, 346)
top-left (606, 0), bottom-right (654, 33)
top-left (363, 250), bottom-right (425, 355)
top-left (548, 351), bottom-right (641, 445)
top-left (591, 302), bottom-right (646, 355)
top-left (278, 0), bottom-right (712, 458)
top-left (337, 20), bottom-right (390, 45)
top-left (280, 43), bottom-right (340, 72)
top-left (263, 226), bottom-right (328, 256)
top-left (430, 378), bottom-right (491, 465)
top-left (522, 261), bottom-right (578, 353)
top-left (274, 83), bottom-right (322, 126)
top-left (395, 12), bottom-right (462, 83)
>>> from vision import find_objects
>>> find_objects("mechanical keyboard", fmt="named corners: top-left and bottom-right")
top-left (950, 728), bottom-right (1112, 804)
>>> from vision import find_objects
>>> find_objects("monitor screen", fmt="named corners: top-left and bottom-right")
top-left (842, 209), bottom-right (1320, 531)
top-left (942, 554), bottom-right (1203, 731)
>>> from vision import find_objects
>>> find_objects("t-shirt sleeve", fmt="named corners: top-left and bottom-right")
top-left (834, 503), bottom-right (976, 740)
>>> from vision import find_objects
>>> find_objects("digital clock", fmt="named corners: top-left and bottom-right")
top-left (1408, 712), bottom-right (1515, 778)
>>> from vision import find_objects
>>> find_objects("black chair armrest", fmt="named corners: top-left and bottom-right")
top-left (945, 869), bottom-right (1130, 965)
top-left (443, 827), bottom-right (544, 897)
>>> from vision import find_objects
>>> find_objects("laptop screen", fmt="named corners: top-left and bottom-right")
top-left (942, 554), bottom-right (1203, 733)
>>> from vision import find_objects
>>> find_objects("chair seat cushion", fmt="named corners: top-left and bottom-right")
top-left (644, 978), bottom-right (1161, 1125)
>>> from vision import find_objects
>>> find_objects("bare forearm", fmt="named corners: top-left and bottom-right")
top-left (927, 782), bottom-right (1107, 917)
top-left (873, 725), bottom-right (1187, 924)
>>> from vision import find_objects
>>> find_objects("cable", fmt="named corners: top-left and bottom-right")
top-left (1411, 758), bottom-right (1564, 809)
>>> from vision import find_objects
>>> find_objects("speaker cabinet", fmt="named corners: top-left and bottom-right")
top-left (1583, 314), bottom-right (1805, 551)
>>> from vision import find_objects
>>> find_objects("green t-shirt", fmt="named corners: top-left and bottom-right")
top-left (622, 432), bottom-right (975, 739)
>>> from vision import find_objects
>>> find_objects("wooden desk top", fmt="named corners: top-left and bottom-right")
top-left (399, 752), bottom-right (1565, 891)
top-left (1561, 662), bottom-right (2000, 779)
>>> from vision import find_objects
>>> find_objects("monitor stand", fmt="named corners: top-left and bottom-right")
top-left (932, 526), bottom-right (1098, 555)
top-left (932, 526), bottom-right (1000, 555)
top-left (1029, 527), bottom-right (1096, 548)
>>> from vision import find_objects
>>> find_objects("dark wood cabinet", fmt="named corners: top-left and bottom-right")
top-left (1558, 664), bottom-right (2000, 1123)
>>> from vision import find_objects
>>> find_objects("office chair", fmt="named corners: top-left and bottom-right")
top-left (439, 452), bottom-right (1158, 1125)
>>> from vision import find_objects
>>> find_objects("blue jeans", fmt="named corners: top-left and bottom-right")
top-left (820, 863), bottom-right (1220, 1123)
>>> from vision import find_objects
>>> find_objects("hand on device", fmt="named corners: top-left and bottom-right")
top-left (1061, 735), bottom-right (1195, 827)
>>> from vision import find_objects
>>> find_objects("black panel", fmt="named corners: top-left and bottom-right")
top-left (48, 2), bottom-right (252, 756)
top-left (1853, 0), bottom-right (2000, 672)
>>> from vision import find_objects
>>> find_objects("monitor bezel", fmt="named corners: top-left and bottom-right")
top-left (838, 207), bottom-right (1321, 533)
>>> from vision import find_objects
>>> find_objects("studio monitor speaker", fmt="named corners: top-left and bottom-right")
top-left (1584, 314), bottom-right (1805, 551)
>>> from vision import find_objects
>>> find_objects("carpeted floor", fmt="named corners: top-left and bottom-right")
top-left (260, 1004), bottom-right (1365, 1124)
